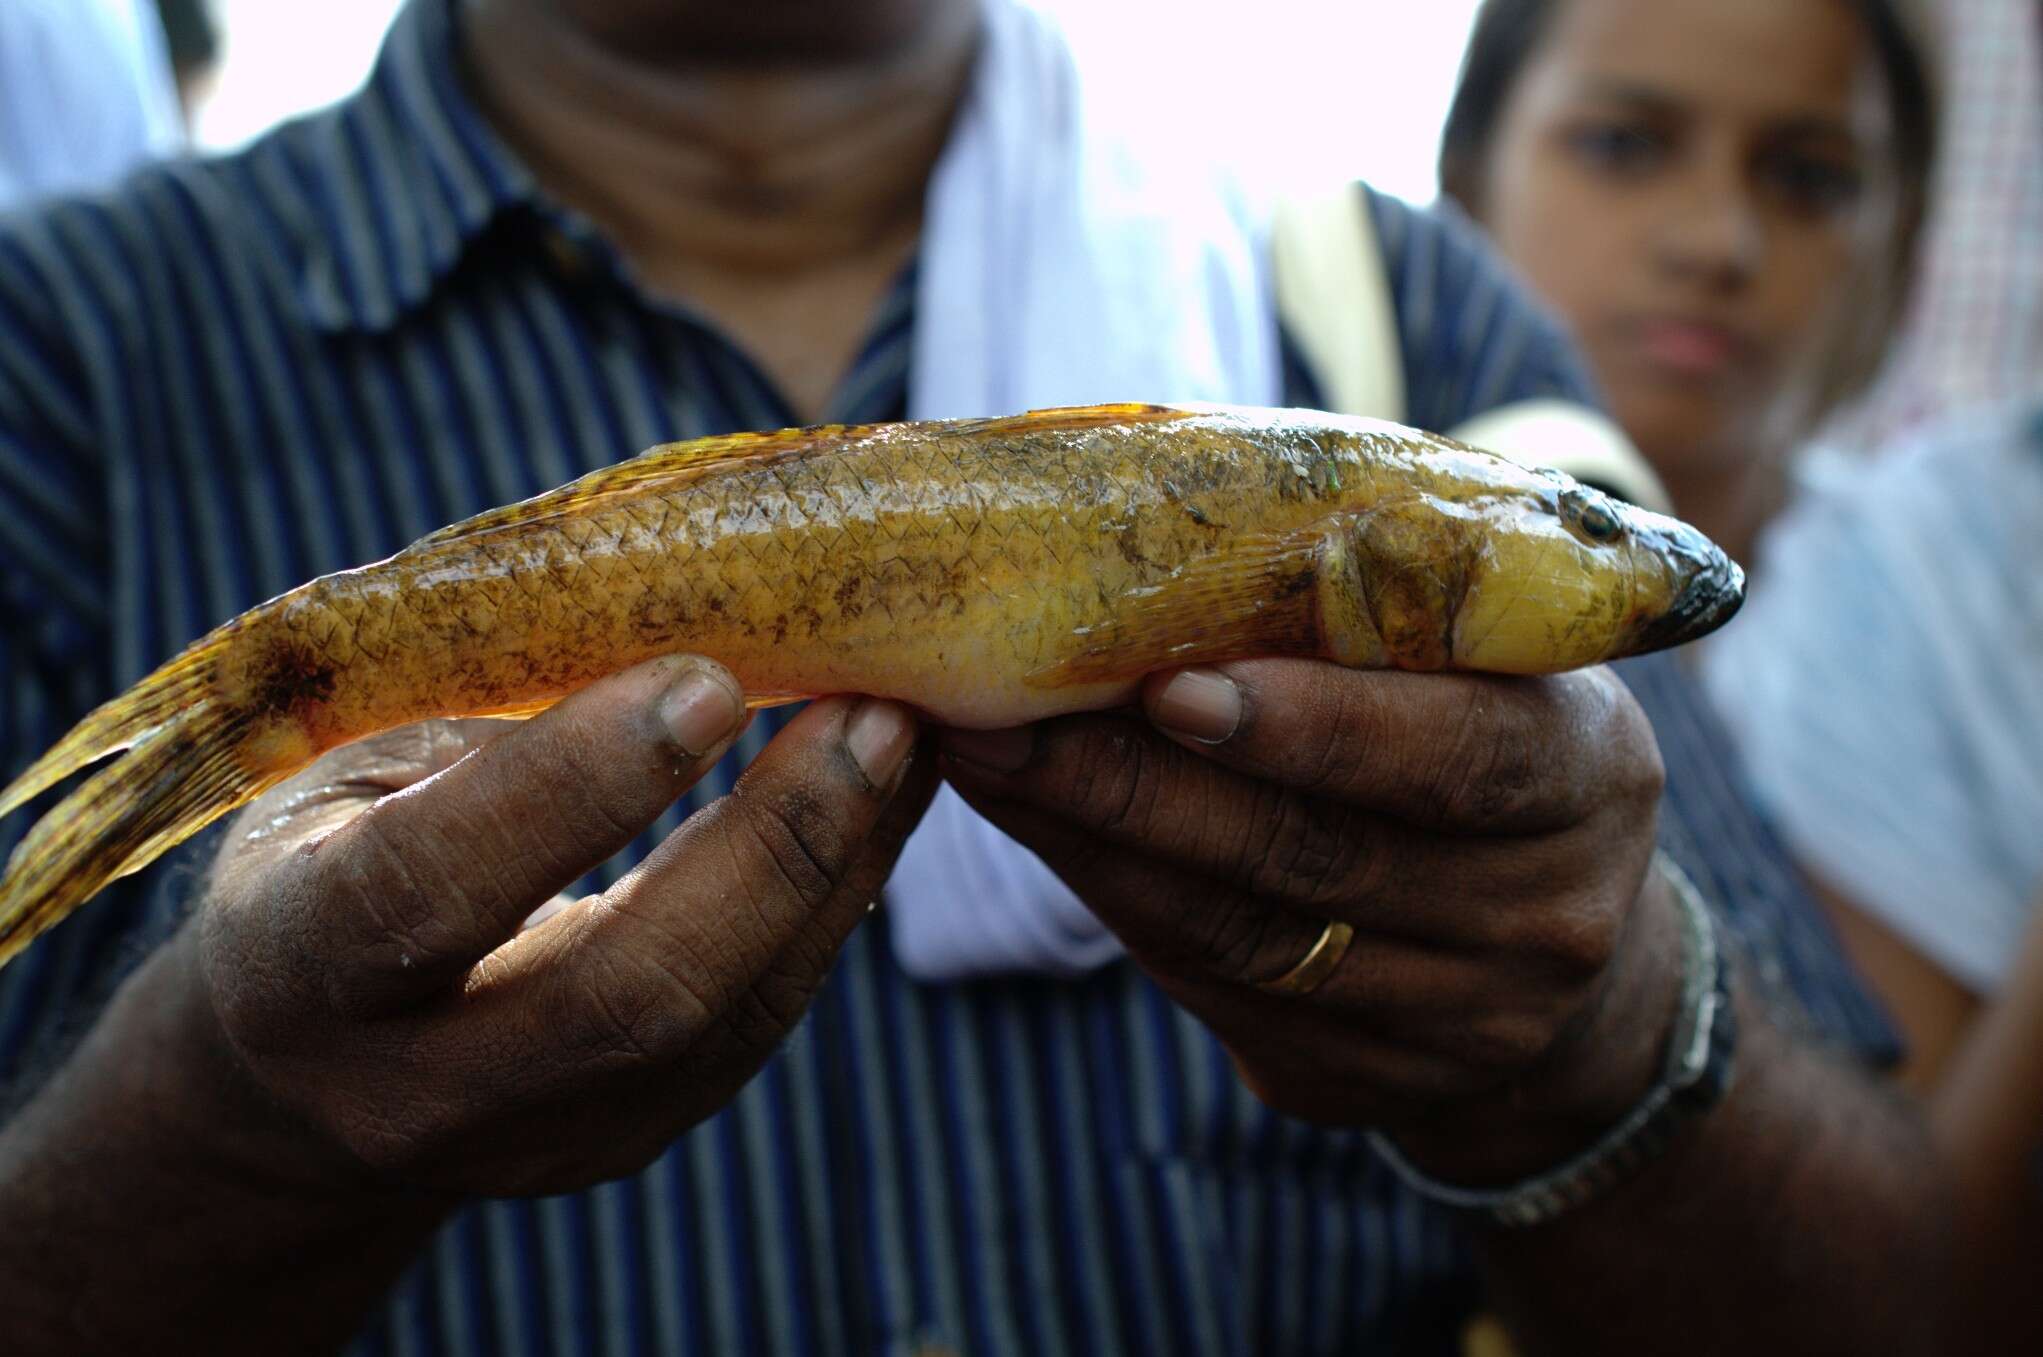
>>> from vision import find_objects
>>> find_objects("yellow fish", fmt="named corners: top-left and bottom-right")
top-left (0, 403), bottom-right (1741, 968)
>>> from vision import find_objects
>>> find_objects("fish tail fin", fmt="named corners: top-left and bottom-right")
top-left (0, 630), bottom-right (279, 969)
top-left (0, 631), bottom-right (234, 821)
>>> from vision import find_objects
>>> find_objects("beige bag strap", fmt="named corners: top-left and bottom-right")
top-left (1450, 400), bottom-right (1674, 514)
top-left (1270, 185), bottom-right (1674, 514)
top-left (1271, 184), bottom-right (1406, 424)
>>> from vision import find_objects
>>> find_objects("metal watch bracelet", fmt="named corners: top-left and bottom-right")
top-left (1367, 851), bottom-right (1738, 1228)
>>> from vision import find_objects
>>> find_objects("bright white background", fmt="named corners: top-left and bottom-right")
top-left (194, 0), bottom-right (1483, 205)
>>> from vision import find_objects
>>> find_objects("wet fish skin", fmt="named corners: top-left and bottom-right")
top-left (0, 402), bottom-right (1742, 968)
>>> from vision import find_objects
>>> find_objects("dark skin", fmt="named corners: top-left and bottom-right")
top-left (0, 3), bottom-right (1950, 1351)
top-left (1472, 11), bottom-right (2017, 1328)
top-left (1471, 0), bottom-right (1896, 566)
top-left (1931, 897), bottom-right (2043, 1354)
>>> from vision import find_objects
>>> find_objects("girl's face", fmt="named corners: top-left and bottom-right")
top-left (1477, 0), bottom-right (1895, 476)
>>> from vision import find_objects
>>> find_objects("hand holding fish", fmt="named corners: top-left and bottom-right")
top-left (183, 656), bottom-right (930, 1197)
top-left (941, 656), bottom-right (1678, 1184)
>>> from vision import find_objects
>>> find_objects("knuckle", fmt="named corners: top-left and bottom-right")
top-left (1428, 691), bottom-right (1546, 827)
top-left (206, 963), bottom-right (294, 1058)
top-left (551, 925), bottom-right (711, 1069)
top-left (1338, 1043), bottom-right (1491, 1109)
top-left (1064, 726), bottom-right (1155, 836)
top-left (729, 783), bottom-right (847, 909)
top-left (1252, 791), bottom-right (1377, 910)
top-left (1489, 892), bottom-right (1621, 985)
top-left (1187, 897), bottom-right (1288, 981)
top-left (328, 1095), bottom-right (458, 1180)
top-left (328, 802), bottom-right (475, 959)
top-left (712, 967), bottom-right (815, 1058)
top-left (1455, 1009), bottom-right (1558, 1074)
top-left (1544, 897), bottom-right (1625, 981)
top-left (1580, 672), bottom-right (1664, 810)
top-left (1292, 677), bottom-right (1386, 798)
top-left (517, 725), bottom-right (654, 854)
top-left (1612, 701), bottom-right (1666, 807)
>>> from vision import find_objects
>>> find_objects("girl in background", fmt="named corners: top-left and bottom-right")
top-left (1436, 0), bottom-right (1933, 567)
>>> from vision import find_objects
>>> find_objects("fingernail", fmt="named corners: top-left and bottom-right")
top-left (845, 699), bottom-right (916, 789)
top-left (658, 664), bottom-right (743, 757)
top-left (1149, 668), bottom-right (1242, 743)
top-left (941, 725), bottom-right (1033, 773)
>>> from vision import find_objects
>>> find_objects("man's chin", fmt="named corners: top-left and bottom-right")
top-left (548, 0), bottom-right (965, 67)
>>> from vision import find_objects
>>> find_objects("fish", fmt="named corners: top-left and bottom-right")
top-left (0, 402), bottom-right (1742, 969)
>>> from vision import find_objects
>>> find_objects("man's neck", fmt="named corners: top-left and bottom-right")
top-left (462, 0), bottom-right (980, 417)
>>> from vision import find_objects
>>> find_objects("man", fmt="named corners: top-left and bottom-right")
top-left (0, 1), bottom-right (1943, 1352)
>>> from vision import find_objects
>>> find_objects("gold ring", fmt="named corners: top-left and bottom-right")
top-left (1257, 920), bottom-right (1355, 997)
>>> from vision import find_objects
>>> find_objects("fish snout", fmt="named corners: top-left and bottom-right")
top-left (1632, 523), bottom-right (1745, 654)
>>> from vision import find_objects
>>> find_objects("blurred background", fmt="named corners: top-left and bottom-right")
top-left (189, 0), bottom-right (1486, 205)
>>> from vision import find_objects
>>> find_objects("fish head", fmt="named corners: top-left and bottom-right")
top-left (1446, 479), bottom-right (1744, 674)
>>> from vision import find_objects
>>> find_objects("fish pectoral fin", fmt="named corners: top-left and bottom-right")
top-left (1353, 499), bottom-right (1464, 671)
top-left (398, 423), bottom-right (864, 557)
top-left (1026, 530), bottom-right (1322, 688)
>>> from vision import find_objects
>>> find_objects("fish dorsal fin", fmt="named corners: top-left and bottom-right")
top-left (399, 405), bottom-right (1192, 557)
top-left (400, 422), bottom-right (865, 556)
top-left (946, 403), bottom-right (1192, 440)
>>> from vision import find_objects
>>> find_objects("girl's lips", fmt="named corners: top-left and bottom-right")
top-left (1625, 317), bottom-right (1751, 378)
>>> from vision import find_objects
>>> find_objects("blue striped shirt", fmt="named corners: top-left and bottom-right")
top-left (0, 2), bottom-right (1892, 1352)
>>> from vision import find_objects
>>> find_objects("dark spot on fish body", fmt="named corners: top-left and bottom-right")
top-left (253, 644), bottom-right (340, 716)
top-left (833, 574), bottom-right (866, 619)
top-left (788, 600), bottom-right (826, 640)
top-left (1114, 527), bottom-right (1147, 567)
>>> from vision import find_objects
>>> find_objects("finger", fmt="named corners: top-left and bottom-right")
top-left (949, 787), bottom-right (1589, 1089)
top-left (472, 695), bottom-right (920, 1079)
top-left (940, 712), bottom-right (1610, 941)
top-left (283, 655), bottom-right (749, 1012)
top-left (945, 777), bottom-right (1362, 977)
top-left (344, 724), bottom-right (940, 1183)
top-left (1138, 660), bottom-right (1661, 833)
top-left (615, 729), bottom-right (945, 1111)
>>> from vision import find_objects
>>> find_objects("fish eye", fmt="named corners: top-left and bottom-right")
top-left (1563, 489), bottom-right (1623, 543)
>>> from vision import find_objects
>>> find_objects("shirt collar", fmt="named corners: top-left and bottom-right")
top-left (289, 0), bottom-right (546, 333)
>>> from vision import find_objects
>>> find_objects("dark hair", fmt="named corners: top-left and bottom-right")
top-left (1436, 0), bottom-right (1938, 421)
top-left (154, 0), bottom-right (221, 79)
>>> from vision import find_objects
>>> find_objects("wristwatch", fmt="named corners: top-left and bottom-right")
top-left (1367, 851), bottom-right (1739, 1228)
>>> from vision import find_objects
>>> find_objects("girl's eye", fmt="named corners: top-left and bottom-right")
top-left (1757, 149), bottom-right (1863, 217)
top-left (1567, 122), bottom-right (1668, 178)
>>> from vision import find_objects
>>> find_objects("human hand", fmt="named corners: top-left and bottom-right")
top-left (186, 655), bottom-right (929, 1198)
top-left (939, 658), bottom-right (1683, 1183)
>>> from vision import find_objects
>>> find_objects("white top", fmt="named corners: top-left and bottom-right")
top-left (885, 0), bottom-right (1283, 980)
top-left (0, 0), bottom-right (183, 210)
top-left (1703, 403), bottom-right (2043, 993)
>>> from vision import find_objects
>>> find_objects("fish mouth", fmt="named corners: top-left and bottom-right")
top-left (1633, 547), bottom-right (1745, 654)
